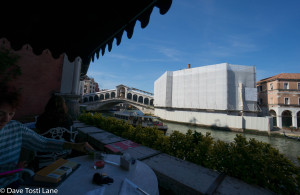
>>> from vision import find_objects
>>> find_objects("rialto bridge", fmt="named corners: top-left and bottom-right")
top-left (80, 84), bottom-right (154, 114)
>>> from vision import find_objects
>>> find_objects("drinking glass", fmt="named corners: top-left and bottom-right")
top-left (93, 152), bottom-right (107, 169)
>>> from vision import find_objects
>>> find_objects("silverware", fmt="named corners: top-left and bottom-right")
top-left (104, 160), bottom-right (120, 166)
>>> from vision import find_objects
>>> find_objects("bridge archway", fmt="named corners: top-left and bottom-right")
top-left (94, 95), bottom-right (99, 101)
top-left (133, 94), bottom-right (137, 101)
top-left (150, 99), bottom-right (154, 106)
top-left (127, 93), bottom-right (132, 100)
top-left (105, 93), bottom-right (110, 99)
top-left (118, 86), bottom-right (126, 98)
top-left (111, 92), bottom-right (116, 98)
top-left (88, 100), bottom-right (153, 114)
top-left (144, 98), bottom-right (149, 105)
top-left (89, 96), bottom-right (93, 102)
top-left (100, 94), bottom-right (104, 100)
top-left (138, 96), bottom-right (143, 103)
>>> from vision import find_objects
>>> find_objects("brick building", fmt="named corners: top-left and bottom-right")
top-left (79, 76), bottom-right (100, 96)
top-left (257, 73), bottom-right (300, 128)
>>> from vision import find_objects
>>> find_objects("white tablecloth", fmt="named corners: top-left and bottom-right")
top-left (21, 154), bottom-right (159, 195)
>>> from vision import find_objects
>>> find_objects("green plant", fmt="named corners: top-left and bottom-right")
top-left (78, 112), bottom-right (300, 194)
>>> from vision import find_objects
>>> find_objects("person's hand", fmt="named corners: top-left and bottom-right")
top-left (73, 142), bottom-right (95, 154)
top-left (17, 161), bottom-right (27, 168)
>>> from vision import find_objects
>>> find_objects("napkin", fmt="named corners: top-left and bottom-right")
top-left (119, 178), bottom-right (149, 195)
top-left (84, 186), bottom-right (105, 195)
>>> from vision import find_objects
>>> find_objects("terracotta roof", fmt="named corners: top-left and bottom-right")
top-left (257, 73), bottom-right (300, 83)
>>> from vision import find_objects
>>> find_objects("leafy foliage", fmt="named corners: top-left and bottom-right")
top-left (79, 112), bottom-right (300, 194)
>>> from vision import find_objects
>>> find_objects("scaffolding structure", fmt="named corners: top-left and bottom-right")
top-left (154, 63), bottom-right (258, 114)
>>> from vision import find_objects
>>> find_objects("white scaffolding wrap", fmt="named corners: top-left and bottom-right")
top-left (154, 63), bottom-right (257, 112)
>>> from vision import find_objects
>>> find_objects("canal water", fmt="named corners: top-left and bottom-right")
top-left (103, 110), bottom-right (300, 164)
top-left (163, 120), bottom-right (300, 164)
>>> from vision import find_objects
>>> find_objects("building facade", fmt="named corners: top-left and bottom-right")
top-left (257, 73), bottom-right (300, 128)
top-left (79, 76), bottom-right (100, 96)
top-left (153, 63), bottom-right (272, 132)
top-left (154, 63), bottom-right (259, 116)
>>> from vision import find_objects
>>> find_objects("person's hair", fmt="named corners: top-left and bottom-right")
top-left (0, 83), bottom-right (22, 109)
top-left (44, 94), bottom-right (68, 114)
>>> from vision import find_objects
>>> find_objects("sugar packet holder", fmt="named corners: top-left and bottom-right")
top-left (120, 153), bottom-right (136, 171)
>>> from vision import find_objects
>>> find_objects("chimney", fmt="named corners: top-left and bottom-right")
top-left (188, 64), bottom-right (191, 69)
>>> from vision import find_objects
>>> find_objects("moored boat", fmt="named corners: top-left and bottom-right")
top-left (113, 111), bottom-right (168, 133)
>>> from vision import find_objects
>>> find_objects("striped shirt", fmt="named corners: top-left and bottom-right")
top-left (0, 120), bottom-right (64, 187)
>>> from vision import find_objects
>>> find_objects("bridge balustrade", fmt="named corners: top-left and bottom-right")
top-left (82, 87), bottom-right (154, 107)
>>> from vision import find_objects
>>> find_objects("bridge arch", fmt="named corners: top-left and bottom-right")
top-left (111, 92), bottom-right (116, 98)
top-left (89, 96), bottom-right (93, 102)
top-left (105, 93), bottom-right (110, 99)
top-left (144, 98), bottom-right (149, 105)
top-left (100, 94), bottom-right (104, 100)
top-left (138, 96), bottom-right (143, 103)
top-left (133, 94), bottom-right (137, 101)
top-left (94, 95), bottom-right (99, 101)
top-left (83, 99), bottom-right (154, 114)
top-left (127, 93), bottom-right (132, 100)
top-left (118, 86), bottom-right (126, 98)
top-left (150, 99), bottom-right (154, 106)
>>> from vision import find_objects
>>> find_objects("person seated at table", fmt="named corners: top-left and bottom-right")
top-left (35, 94), bottom-right (73, 141)
top-left (0, 84), bottom-right (94, 190)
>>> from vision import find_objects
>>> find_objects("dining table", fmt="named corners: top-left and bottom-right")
top-left (20, 154), bottom-right (159, 195)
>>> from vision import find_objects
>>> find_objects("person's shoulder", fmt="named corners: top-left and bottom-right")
top-left (2, 120), bottom-right (23, 132)
top-left (8, 120), bottom-right (22, 126)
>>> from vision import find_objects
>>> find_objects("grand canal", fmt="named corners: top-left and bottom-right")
top-left (163, 120), bottom-right (300, 164)
top-left (102, 110), bottom-right (300, 164)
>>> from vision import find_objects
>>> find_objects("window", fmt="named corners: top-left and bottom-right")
top-left (258, 98), bottom-right (263, 105)
top-left (257, 86), bottom-right (263, 92)
top-left (298, 83), bottom-right (300, 90)
top-left (299, 98), bottom-right (300, 105)
top-left (284, 82), bottom-right (289, 90)
top-left (269, 83), bottom-right (273, 90)
top-left (284, 97), bottom-right (290, 105)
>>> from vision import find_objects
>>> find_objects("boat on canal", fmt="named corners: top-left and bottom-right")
top-left (113, 111), bottom-right (168, 133)
top-left (283, 131), bottom-right (300, 141)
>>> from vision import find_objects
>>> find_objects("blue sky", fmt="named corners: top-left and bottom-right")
top-left (87, 0), bottom-right (300, 93)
